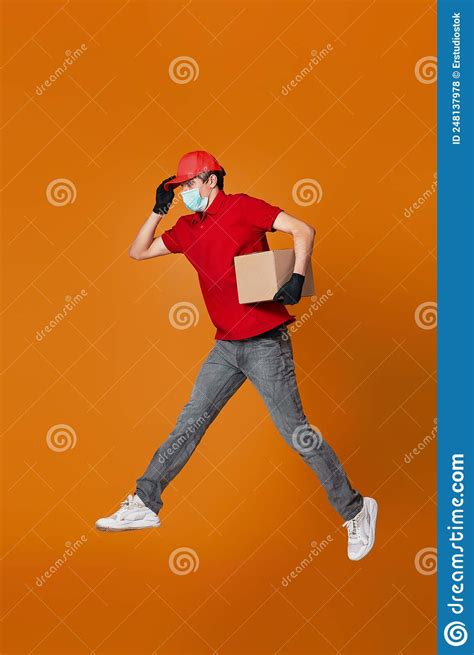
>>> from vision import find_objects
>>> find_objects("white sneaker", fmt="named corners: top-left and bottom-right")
top-left (96, 494), bottom-right (160, 532)
top-left (343, 497), bottom-right (378, 561)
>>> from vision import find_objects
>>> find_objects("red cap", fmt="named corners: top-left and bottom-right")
top-left (164, 151), bottom-right (224, 190)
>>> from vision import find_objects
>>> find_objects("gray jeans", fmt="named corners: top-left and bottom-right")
top-left (136, 325), bottom-right (363, 521)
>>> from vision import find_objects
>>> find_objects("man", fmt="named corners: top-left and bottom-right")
top-left (96, 150), bottom-right (378, 561)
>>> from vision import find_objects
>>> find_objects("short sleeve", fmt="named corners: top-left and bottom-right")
top-left (239, 194), bottom-right (284, 233)
top-left (161, 217), bottom-right (185, 254)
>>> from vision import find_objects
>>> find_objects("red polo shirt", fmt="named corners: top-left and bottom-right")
top-left (161, 190), bottom-right (296, 340)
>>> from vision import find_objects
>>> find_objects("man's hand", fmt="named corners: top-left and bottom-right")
top-left (273, 273), bottom-right (305, 305)
top-left (153, 176), bottom-right (176, 215)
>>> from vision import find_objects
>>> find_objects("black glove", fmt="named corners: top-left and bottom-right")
top-left (153, 175), bottom-right (176, 215)
top-left (273, 273), bottom-right (305, 305)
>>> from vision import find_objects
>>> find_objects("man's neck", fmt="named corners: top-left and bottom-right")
top-left (205, 187), bottom-right (220, 210)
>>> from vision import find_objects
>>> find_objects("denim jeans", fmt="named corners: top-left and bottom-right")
top-left (136, 324), bottom-right (363, 521)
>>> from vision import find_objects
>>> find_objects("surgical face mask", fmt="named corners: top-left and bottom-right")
top-left (181, 186), bottom-right (209, 212)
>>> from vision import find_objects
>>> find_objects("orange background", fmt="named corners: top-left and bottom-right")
top-left (1, 1), bottom-right (436, 653)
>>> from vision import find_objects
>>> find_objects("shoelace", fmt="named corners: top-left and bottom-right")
top-left (119, 494), bottom-right (142, 512)
top-left (342, 510), bottom-right (364, 542)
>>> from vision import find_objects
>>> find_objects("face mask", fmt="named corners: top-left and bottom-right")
top-left (181, 187), bottom-right (209, 212)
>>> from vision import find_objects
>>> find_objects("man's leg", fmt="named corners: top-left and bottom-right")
top-left (135, 340), bottom-right (246, 515)
top-left (240, 326), bottom-right (363, 521)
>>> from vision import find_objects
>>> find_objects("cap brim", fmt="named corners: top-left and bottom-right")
top-left (163, 175), bottom-right (193, 191)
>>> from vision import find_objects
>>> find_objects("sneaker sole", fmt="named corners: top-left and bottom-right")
top-left (96, 520), bottom-right (160, 532)
top-left (349, 498), bottom-right (378, 561)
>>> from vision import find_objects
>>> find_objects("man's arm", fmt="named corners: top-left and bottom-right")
top-left (272, 211), bottom-right (315, 275)
top-left (129, 176), bottom-right (176, 260)
top-left (128, 211), bottom-right (172, 260)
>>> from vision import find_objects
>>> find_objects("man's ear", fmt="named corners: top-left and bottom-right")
top-left (209, 173), bottom-right (217, 188)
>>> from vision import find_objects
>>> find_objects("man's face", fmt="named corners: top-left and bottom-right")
top-left (180, 174), bottom-right (214, 197)
top-left (181, 176), bottom-right (202, 191)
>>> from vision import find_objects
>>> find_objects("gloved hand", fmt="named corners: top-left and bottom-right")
top-left (153, 176), bottom-right (176, 215)
top-left (273, 273), bottom-right (305, 305)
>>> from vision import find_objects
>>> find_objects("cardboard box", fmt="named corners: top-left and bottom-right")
top-left (234, 249), bottom-right (315, 304)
